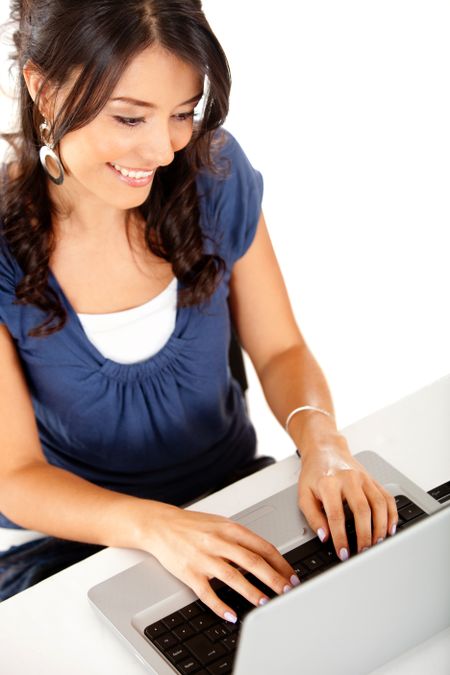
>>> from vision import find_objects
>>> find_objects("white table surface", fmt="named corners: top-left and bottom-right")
top-left (0, 375), bottom-right (449, 674)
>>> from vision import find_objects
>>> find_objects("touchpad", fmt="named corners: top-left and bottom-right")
top-left (231, 484), bottom-right (308, 551)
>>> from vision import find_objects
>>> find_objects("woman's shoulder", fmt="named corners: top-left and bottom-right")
top-left (198, 126), bottom-right (263, 196)
top-left (202, 126), bottom-right (257, 178)
top-left (197, 127), bottom-right (264, 266)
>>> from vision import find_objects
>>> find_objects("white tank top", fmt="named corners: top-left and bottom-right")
top-left (77, 277), bottom-right (177, 363)
top-left (0, 278), bottom-right (178, 551)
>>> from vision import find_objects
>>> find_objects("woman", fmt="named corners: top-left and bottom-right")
top-left (0, 0), bottom-right (397, 617)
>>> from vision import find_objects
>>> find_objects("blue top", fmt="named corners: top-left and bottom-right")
top-left (0, 128), bottom-right (264, 529)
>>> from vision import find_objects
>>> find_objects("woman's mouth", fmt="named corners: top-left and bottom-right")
top-left (107, 162), bottom-right (155, 187)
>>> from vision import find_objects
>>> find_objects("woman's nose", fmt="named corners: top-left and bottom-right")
top-left (141, 122), bottom-right (175, 168)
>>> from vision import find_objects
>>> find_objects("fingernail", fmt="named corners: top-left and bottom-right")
top-left (377, 537), bottom-right (384, 544)
top-left (339, 547), bottom-right (349, 561)
top-left (361, 546), bottom-right (369, 552)
top-left (317, 527), bottom-right (326, 543)
top-left (259, 597), bottom-right (269, 606)
top-left (224, 611), bottom-right (237, 623)
top-left (283, 584), bottom-right (293, 593)
top-left (390, 523), bottom-right (397, 536)
top-left (290, 574), bottom-right (300, 587)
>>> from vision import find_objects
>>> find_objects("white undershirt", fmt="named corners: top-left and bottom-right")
top-left (77, 277), bottom-right (177, 363)
top-left (0, 278), bottom-right (178, 551)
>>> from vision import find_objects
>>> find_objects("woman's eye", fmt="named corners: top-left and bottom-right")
top-left (174, 111), bottom-right (198, 122)
top-left (114, 116), bottom-right (145, 128)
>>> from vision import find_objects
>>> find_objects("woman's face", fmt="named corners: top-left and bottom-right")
top-left (39, 44), bottom-right (204, 214)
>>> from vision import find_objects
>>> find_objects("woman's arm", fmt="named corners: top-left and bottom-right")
top-left (0, 323), bottom-right (297, 620)
top-left (229, 211), bottom-right (398, 556)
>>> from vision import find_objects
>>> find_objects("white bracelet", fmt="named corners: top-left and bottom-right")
top-left (285, 405), bottom-right (334, 434)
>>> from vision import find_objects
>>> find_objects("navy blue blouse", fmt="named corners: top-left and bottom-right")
top-left (0, 128), bottom-right (264, 528)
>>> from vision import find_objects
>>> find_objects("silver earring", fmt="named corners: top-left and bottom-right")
top-left (39, 120), bottom-right (65, 185)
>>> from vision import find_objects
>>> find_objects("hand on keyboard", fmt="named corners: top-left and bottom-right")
top-left (297, 432), bottom-right (399, 559)
top-left (145, 504), bottom-right (300, 624)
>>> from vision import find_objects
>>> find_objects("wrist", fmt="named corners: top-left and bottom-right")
top-left (289, 412), bottom-right (347, 460)
top-left (127, 498), bottom-right (180, 551)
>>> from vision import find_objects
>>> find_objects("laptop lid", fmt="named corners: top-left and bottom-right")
top-left (87, 451), bottom-right (445, 673)
top-left (233, 504), bottom-right (450, 675)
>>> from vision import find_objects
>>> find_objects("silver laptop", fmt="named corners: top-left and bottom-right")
top-left (88, 450), bottom-right (450, 675)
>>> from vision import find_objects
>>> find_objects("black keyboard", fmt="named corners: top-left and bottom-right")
top-left (143, 487), bottom-right (448, 675)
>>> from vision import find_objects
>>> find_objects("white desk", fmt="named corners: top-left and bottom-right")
top-left (0, 376), bottom-right (449, 674)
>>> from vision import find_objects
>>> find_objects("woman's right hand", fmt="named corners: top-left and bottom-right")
top-left (141, 502), bottom-right (300, 623)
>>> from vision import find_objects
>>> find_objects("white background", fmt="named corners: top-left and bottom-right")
top-left (1, 1), bottom-right (449, 461)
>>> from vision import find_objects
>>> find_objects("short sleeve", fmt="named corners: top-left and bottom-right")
top-left (197, 128), bottom-right (264, 269)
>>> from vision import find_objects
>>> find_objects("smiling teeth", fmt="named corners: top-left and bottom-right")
top-left (111, 163), bottom-right (154, 179)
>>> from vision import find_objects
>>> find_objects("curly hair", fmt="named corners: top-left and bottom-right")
top-left (0, 0), bottom-right (231, 337)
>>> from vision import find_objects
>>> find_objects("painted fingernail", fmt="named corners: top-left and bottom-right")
top-left (390, 523), bottom-right (397, 536)
top-left (283, 584), bottom-right (293, 593)
top-left (377, 537), bottom-right (384, 544)
top-left (317, 527), bottom-right (326, 542)
top-left (259, 597), bottom-right (269, 606)
top-left (224, 611), bottom-right (237, 623)
top-left (339, 547), bottom-right (349, 561)
top-left (290, 574), bottom-right (300, 587)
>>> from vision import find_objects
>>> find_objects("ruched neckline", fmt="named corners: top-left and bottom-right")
top-left (47, 267), bottom-right (188, 381)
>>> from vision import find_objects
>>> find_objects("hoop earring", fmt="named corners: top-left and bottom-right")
top-left (39, 121), bottom-right (65, 185)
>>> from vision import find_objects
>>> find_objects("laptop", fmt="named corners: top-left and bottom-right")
top-left (88, 450), bottom-right (450, 675)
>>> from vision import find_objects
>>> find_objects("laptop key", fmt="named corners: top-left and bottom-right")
top-left (303, 554), bottom-right (324, 571)
top-left (206, 656), bottom-right (233, 674)
top-left (221, 634), bottom-right (238, 651)
top-left (395, 495), bottom-right (411, 510)
top-left (319, 547), bottom-right (339, 564)
top-left (205, 625), bottom-right (229, 642)
top-left (154, 633), bottom-right (179, 651)
top-left (292, 561), bottom-right (309, 580)
top-left (162, 610), bottom-right (185, 630)
top-left (180, 602), bottom-right (202, 621)
top-left (428, 480), bottom-right (450, 503)
top-left (174, 623), bottom-right (196, 641)
top-left (189, 613), bottom-right (218, 632)
top-left (398, 503), bottom-right (425, 522)
top-left (144, 621), bottom-right (168, 639)
top-left (185, 635), bottom-right (227, 666)
top-left (179, 656), bottom-right (202, 673)
top-left (167, 644), bottom-right (192, 664)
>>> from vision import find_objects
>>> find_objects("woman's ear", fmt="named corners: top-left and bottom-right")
top-left (22, 59), bottom-right (52, 119)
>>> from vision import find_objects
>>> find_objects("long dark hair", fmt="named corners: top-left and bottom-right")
top-left (0, 0), bottom-right (231, 337)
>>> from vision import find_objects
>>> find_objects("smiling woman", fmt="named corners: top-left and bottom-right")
top-left (0, 0), bottom-right (231, 335)
top-left (0, 0), bottom-right (397, 622)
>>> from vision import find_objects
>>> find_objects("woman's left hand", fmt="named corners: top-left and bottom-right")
top-left (297, 432), bottom-right (398, 560)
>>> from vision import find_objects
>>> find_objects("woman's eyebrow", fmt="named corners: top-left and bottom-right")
top-left (109, 91), bottom-right (204, 108)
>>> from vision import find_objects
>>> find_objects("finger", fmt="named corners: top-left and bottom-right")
top-left (191, 574), bottom-right (240, 624)
top-left (372, 479), bottom-right (399, 536)
top-left (342, 480), bottom-right (373, 552)
top-left (298, 486), bottom-right (329, 543)
top-left (362, 479), bottom-right (388, 545)
top-left (318, 479), bottom-right (349, 560)
top-left (216, 540), bottom-right (298, 603)
top-left (223, 521), bottom-right (298, 585)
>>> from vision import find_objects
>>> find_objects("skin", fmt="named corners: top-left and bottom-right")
top-left (8, 43), bottom-right (398, 622)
